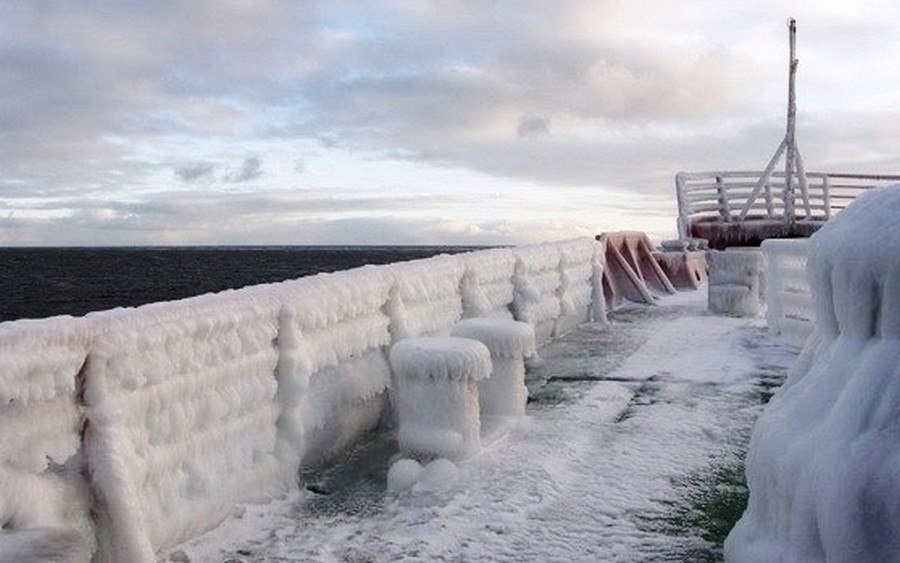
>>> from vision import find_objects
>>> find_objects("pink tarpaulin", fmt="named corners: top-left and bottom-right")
top-left (596, 232), bottom-right (676, 310)
top-left (653, 250), bottom-right (708, 290)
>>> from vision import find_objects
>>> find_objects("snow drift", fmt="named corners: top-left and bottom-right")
top-left (0, 237), bottom-right (605, 561)
top-left (727, 186), bottom-right (900, 562)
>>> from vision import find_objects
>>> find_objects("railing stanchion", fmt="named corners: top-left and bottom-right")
top-left (716, 175), bottom-right (730, 222)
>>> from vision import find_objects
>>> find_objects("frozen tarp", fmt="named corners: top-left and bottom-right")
top-left (599, 232), bottom-right (676, 310)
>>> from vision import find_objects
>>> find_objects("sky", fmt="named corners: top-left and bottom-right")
top-left (3, 1), bottom-right (900, 246)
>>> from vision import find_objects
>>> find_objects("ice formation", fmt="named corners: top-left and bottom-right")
top-left (84, 290), bottom-right (285, 562)
top-left (557, 239), bottom-right (604, 334)
top-left (450, 318), bottom-right (535, 419)
top-left (275, 266), bottom-right (393, 469)
top-left (726, 186), bottom-right (900, 562)
top-left (460, 248), bottom-right (516, 320)
top-left (386, 457), bottom-right (460, 493)
top-left (389, 337), bottom-right (491, 461)
top-left (0, 317), bottom-right (95, 561)
top-left (416, 458), bottom-right (461, 491)
top-left (707, 249), bottom-right (764, 317)
top-left (387, 254), bottom-right (465, 340)
top-left (761, 238), bottom-right (813, 346)
top-left (512, 243), bottom-right (563, 345)
top-left (386, 458), bottom-right (425, 492)
top-left (0, 237), bottom-right (607, 561)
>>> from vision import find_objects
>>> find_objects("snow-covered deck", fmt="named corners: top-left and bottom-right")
top-left (169, 290), bottom-right (798, 563)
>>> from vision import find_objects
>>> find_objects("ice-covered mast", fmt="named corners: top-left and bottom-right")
top-left (739, 17), bottom-right (808, 223)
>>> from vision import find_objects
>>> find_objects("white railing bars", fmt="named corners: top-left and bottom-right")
top-left (675, 171), bottom-right (900, 239)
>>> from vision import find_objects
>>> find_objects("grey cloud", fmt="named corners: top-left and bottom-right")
top-left (517, 114), bottom-right (551, 138)
top-left (0, 189), bottom-right (477, 246)
top-left (223, 156), bottom-right (263, 183)
top-left (175, 162), bottom-right (217, 184)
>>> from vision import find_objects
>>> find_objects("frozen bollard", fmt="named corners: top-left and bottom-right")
top-left (707, 250), bottom-right (764, 317)
top-left (389, 337), bottom-right (492, 461)
top-left (450, 318), bottom-right (535, 419)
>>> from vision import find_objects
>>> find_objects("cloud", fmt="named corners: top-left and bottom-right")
top-left (5, 1), bottom-right (900, 244)
top-left (175, 162), bottom-right (217, 184)
top-left (223, 155), bottom-right (263, 183)
top-left (517, 114), bottom-right (551, 138)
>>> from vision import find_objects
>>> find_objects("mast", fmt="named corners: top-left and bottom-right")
top-left (783, 17), bottom-right (798, 226)
top-left (740, 17), bottom-right (806, 223)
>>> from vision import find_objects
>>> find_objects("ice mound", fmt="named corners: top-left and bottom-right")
top-left (389, 337), bottom-right (493, 382)
top-left (417, 458), bottom-right (461, 491)
top-left (727, 186), bottom-right (900, 562)
top-left (387, 458), bottom-right (425, 492)
top-left (451, 319), bottom-right (535, 420)
top-left (389, 337), bottom-right (491, 460)
top-left (450, 318), bottom-right (536, 360)
top-left (708, 250), bottom-right (764, 317)
top-left (386, 458), bottom-right (460, 493)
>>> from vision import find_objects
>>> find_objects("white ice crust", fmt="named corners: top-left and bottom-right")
top-left (727, 186), bottom-right (900, 562)
top-left (762, 238), bottom-right (813, 346)
top-left (707, 250), bottom-right (764, 317)
top-left (389, 337), bottom-right (492, 382)
top-left (450, 318), bottom-right (536, 359)
top-left (0, 237), bottom-right (605, 561)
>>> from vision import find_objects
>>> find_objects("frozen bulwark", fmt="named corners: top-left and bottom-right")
top-left (0, 238), bottom-right (605, 562)
top-left (726, 186), bottom-right (900, 561)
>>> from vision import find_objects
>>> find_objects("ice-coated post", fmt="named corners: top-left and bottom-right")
top-left (450, 318), bottom-right (536, 420)
top-left (389, 337), bottom-right (492, 461)
top-left (707, 250), bottom-right (765, 317)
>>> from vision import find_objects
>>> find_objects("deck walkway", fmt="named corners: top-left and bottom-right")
top-left (168, 291), bottom-right (798, 563)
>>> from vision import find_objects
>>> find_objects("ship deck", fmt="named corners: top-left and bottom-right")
top-left (169, 289), bottom-right (799, 562)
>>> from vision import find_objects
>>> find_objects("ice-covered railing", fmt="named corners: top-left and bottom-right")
top-left (83, 289), bottom-right (285, 560)
top-left (0, 317), bottom-right (95, 560)
top-left (0, 237), bottom-right (604, 562)
top-left (761, 238), bottom-right (813, 346)
top-left (728, 185), bottom-right (900, 562)
top-left (675, 171), bottom-right (900, 239)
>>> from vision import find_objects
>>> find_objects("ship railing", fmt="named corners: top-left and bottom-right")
top-left (675, 171), bottom-right (900, 239)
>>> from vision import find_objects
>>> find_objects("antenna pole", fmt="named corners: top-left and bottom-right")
top-left (783, 18), bottom-right (798, 226)
top-left (739, 18), bottom-right (806, 223)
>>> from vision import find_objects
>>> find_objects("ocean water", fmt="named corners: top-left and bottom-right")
top-left (0, 246), bottom-right (481, 323)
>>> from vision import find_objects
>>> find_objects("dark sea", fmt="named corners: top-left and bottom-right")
top-left (0, 246), bottom-right (482, 323)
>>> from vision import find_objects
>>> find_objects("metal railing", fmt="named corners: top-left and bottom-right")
top-left (762, 238), bottom-right (813, 346)
top-left (675, 171), bottom-right (900, 239)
